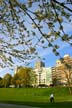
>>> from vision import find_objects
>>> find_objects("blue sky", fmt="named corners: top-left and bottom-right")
top-left (0, 43), bottom-right (72, 77)
top-left (0, 0), bottom-right (72, 77)
top-left (0, 47), bottom-right (72, 77)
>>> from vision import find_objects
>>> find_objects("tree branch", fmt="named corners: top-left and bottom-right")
top-left (53, 0), bottom-right (72, 12)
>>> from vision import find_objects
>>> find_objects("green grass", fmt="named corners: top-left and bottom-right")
top-left (0, 87), bottom-right (72, 108)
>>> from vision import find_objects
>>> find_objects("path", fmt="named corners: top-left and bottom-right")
top-left (0, 103), bottom-right (40, 108)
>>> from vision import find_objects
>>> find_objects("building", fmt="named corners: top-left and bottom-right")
top-left (14, 54), bottom-right (72, 87)
top-left (34, 61), bottom-right (52, 86)
top-left (52, 54), bottom-right (72, 86)
top-left (14, 66), bottom-right (22, 74)
top-left (35, 61), bottom-right (45, 69)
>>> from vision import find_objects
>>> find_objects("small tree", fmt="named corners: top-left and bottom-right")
top-left (59, 56), bottom-right (72, 94)
top-left (53, 78), bottom-right (58, 86)
top-left (14, 67), bottom-right (37, 87)
top-left (0, 77), bottom-right (3, 88)
top-left (3, 73), bottom-right (12, 88)
top-left (11, 73), bottom-right (19, 87)
top-left (13, 67), bottom-right (36, 87)
top-left (64, 64), bottom-right (72, 94)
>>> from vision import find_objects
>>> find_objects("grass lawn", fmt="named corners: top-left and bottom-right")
top-left (0, 87), bottom-right (72, 108)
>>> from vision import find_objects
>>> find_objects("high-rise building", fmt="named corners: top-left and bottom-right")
top-left (52, 54), bottom-right (72, 86)
top-left (34, 61), bottom-right (52, 86)
top-left (14, 66), bottom-right (22, 74)
top-left (35, 61), bottom-right (45, 69)
top-left (14, 54), bottom-right (72, 87)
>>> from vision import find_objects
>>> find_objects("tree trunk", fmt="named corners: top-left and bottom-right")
top-left (68, 87), bottom-right (72, 94)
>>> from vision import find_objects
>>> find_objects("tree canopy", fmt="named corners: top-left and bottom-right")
top-left (0, 0), bottom-right (72, 68)
top-left (2, 73), bottom-right (12, 87)
top-left (11, 67), bottom-right (36, 87)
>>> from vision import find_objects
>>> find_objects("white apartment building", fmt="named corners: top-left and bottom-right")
top-left (34, 61), bottom-right (52, 86)
top-left (15, 61), bottom-right (52, 86)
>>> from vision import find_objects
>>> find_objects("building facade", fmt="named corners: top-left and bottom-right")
top-left (14, 54), bottom-right (72, 87)
top-left (52, 54), bottom-right (72, 86)
top-left (34, 61), bottom-right (52, 86)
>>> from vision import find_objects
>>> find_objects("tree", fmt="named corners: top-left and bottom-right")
top-left (0, 77), bottom-right (3, 87)
top-left (12, 67), bottom-right (36, 87)
top-left (52, 78), bottom-right (58, 86)
top-left (62, 58), bottom-right (72, 94)
top-left (14, 67), bottom-right (36, 87)
top-left (0, 0), bottom-right (72, 68)
top-left (3, 73), bottom-right (12, 88)
top-left (53, 55), bottom-right (72, 94)
top-left (11, 67), bottom-right (36, 87)
top-left (65, 65), bottom-right (72, 94)
top-left (11, 73), bottom-right (20, 87)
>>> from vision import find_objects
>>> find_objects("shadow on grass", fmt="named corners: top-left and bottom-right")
top-left (0, 101), bottom-right (72, 108)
